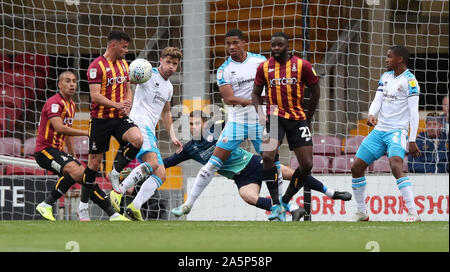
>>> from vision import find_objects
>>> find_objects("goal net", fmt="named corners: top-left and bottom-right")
top-left (0, 0), bottom-right (448, 221)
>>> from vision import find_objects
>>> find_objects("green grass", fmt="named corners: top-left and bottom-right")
top-left (0, 221), bottom-right (448, 252)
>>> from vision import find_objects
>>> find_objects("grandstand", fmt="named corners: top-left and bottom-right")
top-left (0, 0), bottom-right (448, 221)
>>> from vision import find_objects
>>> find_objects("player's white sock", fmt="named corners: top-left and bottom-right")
top-left (110, 168), bottom-right (120, 179)
top-left (78, 201), bottom-right (89, 211)
top-left (323, 186), bottom-right (335, 198)
top-left (397, 177), bottom-right (418, 216)
top-left (118, 162), bottom-right (153, 195)
top-left (133, 175), bottom-right (163, 209)
top-left (352, 177), bottom-right (367, 214)
top-left (185, 157), bottom-right (223, 208)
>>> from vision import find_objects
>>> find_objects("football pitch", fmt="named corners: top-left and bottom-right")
top-left (0, 220), bottom-right (448, 252)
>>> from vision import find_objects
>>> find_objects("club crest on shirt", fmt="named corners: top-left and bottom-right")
top-left (90, 68), bottom-right (97, 79)
top-left (51, 104), bottom-right (59, 113)
top-left (217, 70), bottom-right (224, 81)
top-left (292, 63), bottom-right (297, 72)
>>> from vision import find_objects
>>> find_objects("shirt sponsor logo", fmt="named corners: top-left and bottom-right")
top-left (269, 77), bottom-right (297, 87)
top-left (63, 117), bottom-right (73, 126)
top-left (107, 76), bottom-right (127, 86)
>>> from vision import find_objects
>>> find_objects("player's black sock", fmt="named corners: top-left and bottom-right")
top-left (44, 174), bottom-right (76, 205)
top-left (256, 197), bottom-right (272, 211)
top-left (90, 184), bottom-right (116, 217)
top-left (281, 167), bottom-right (309, 204)
top-left (113, 143), bottom-right (140, 172)
top-left (80, 167), bottom-right (97, 203)
top-left (263, 165), bottom-right (279, 205)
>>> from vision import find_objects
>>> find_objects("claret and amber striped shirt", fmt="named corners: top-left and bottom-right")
top-left (87, 56), bottom-right (130, 119)
top-left (35, 92), bottom-right (75, 153)
top-left (254, 55), bottom-right (319, 120)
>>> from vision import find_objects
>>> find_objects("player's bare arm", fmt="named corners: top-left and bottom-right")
top-left (89, 83), bottom-right (131, 111)
top-left (161, 101), bottom-right (183, 153)
top-left (251, 83), bottom-right (265, 124)
top-left (122, 81), bottom-right (133, 115)
top-left (305, 82), bottom-right (320, 124)
top-left (220, 84), bottom-right (252, 106)
top-left (49, 116), bottom-right (88, 137)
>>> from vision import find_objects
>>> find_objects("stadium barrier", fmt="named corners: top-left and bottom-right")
top-left (186, 174), bottom-right (449, 221)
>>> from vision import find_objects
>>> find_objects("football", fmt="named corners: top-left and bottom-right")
top-left (129, 58), bottom-right (152, 84)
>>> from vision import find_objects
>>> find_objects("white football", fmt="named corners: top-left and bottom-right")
top-left (129, 58), bottom-right (152, 84)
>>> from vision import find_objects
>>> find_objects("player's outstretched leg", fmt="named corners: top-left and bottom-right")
top-left (109, 162), bottom-right (153, 212)
top-left (172, 156), bottom-right (224, 217)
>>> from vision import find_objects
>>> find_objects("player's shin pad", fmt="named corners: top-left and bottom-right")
top-left (46, 174), bottom-right (76, 205)
top-left (281, 167), bottom-right (309, 204)
top-left (114, 143), bottom-right (141, 172)
top-left (263, 166), bottom-right (279, 205)
top-left (81, 167), bottom-right (97, 203)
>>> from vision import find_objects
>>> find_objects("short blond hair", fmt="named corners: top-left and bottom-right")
top-left (161, 47), bottom-right (182, 60)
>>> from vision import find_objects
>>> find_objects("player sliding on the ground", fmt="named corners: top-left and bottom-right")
top-left (108, 47), bottom-right (183, 221)
top-left (169, 111), bottom-right (352, 221)
top-left (34, 71), bottom-right (129, 221)
top-left (176, 29), bottom-right (286, 221)
top-left (350, 46), bottom-right (422, 222)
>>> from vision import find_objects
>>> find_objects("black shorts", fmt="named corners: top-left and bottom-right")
top-left (266, 116), bottom-right (313, 150)
top-left (88, 117), bottom-right (137, 154)
top-left (34, 147), bottom-right (81, 176)
top-left (233, 155), bottom-right (263, 189)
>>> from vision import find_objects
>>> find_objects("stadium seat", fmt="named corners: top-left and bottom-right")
top-left (14, 53), bottom-right (50, 78)
top-left (0, 71), bottom-right (35, 107)
top-left (331, 155), bottom-right (356, 173)
top-left (0, 107), bottom-right (23, 137)
top-left (372, 156), bottom-right (391, 173)
top-left (0, 137), bottom-right (21, 156)
top-left (96, 177), bottom-right (112, 190)
top-left (371, 155), bottom-right (409, 173)
top-left (0, 85), bottom-right (24, 108)
top-left (23, 137), bottom-right (37, 158)
top-left (290, 156), bottom-right (330, 174)
top-left (4, 164), bottom-right (46, 175)
top-left (0, 54), bottom-right (11, 71)
top-left (13, 53), bottom-right (50, 93)
top-left (312, 135), bottom-right (342, 156)
top-left (343, 135), bottom-right (365, 154)
top-left (72, 136), bottom-right (89, 163)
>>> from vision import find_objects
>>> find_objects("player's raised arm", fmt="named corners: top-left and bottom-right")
top-left (163, 150), bottom-right (190, 169)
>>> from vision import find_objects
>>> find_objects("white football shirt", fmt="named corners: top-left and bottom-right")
top-left (216, 52), bottom-right (266, 123)
top-left (129, 67), bottom-right (173, 134)
top-left (373, 69), bottom-right (420, 132)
